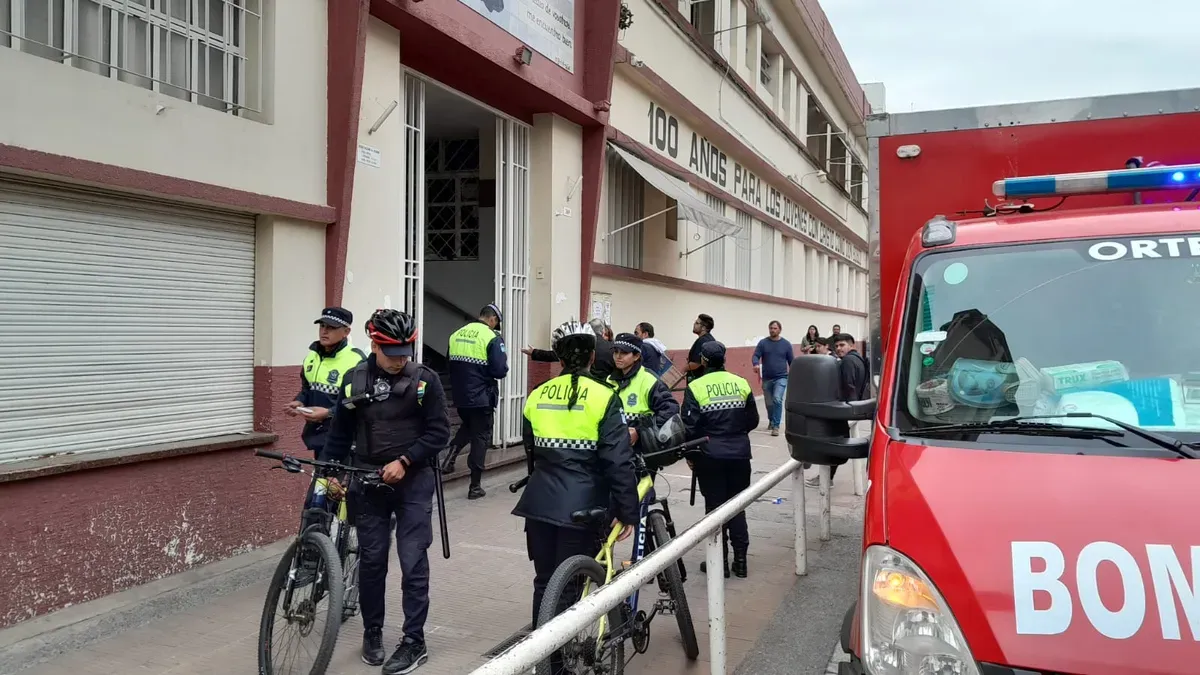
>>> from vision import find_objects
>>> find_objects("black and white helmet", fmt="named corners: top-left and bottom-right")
top-left (551, 319), bottom-right (596, 368)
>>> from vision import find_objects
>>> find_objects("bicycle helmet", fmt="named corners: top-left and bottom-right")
top-left (365, 308), bottom-right (418, 357)
top-left (551, 319), bottom-right (596, 370)
top-left (639, 414), bottom-right (689, 470)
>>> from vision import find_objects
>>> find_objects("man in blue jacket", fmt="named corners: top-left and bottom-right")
top-left (752, 320), bottom-right (793, 436)
top-left (443, 303), bottom-right (509, 499)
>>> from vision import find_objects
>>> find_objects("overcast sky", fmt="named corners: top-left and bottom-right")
top-left (821, 0), bottom-right (1200, 112)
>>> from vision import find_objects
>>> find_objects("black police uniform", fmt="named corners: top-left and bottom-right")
top-left (445, 308), bottom-right (509, 491)
top-left (321, 353), bottom-right (451, 655)
top-left (514, 372), bottom-right (640, 628)
top-left (681, 340), bottom-right (759, 574)
top-left (608, 333), bottom-right (680, 447)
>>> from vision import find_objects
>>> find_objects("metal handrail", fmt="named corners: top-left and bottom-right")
top-left (468, 457), bottom-right (807, 675)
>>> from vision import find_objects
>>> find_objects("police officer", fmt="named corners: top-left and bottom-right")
top-left (681, 340), bottom-right (759, 579)
top-left (322, 309), bottom-right (451, 674)
top-left (515, 320), bottom-right (640, 635)
top-left (285, 306), bottom-right (366, 453)
top-left (443, 303), bottom-right (508, 499)
top-left (608, 332), bottom-right (679, 449)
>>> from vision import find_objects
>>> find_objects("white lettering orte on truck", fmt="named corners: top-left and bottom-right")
top-left (1087, 237), bottom-right (1200, 261)
top-left (1012, 541), bottom-right (1200, 640)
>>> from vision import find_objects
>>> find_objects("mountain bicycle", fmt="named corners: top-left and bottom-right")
top-left (511, 437), bottom-right (708, 674)
top-left (254, 450), bottom-right (387, 675)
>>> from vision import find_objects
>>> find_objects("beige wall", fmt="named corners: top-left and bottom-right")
top-left (529, 114), bottom-right (585, 347)
top-left (0, 0), bottom-right (329, 207)
top-left (342, 19), bottom-right (406, 324)
top-left (592, 276), bottom-right (864, 350)
top-left (254, 216), bottom-right (328, 367)
top-left (617, 0), bottom-right (867, 241)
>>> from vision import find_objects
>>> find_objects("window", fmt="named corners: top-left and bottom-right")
top-left (759, 51), bottom-right (771, 87)
top-left (851, 158), bottom-right (866, 208)
top-left (1, 0), bottom-right (262, 114)
top-left (703, 193), bottom-right (726, 286)
top-left (426, 137), bottom-right (481, 261)
top-left (757, 221), bottom-right (775, 294)
top-left (687, 0), bottom-right (714, 48)
top-left (829, 136), bottom-right (848, 188)
top-left (733, 209), bottom-right (752, 290)
top-left (806, 93), bottom-right (829, 164)
top-left (605, 152), bottom-right (645, 269)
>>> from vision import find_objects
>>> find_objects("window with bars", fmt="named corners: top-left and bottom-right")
top-left (425, 137), bottom-right (481, 262)
top-left (733, 209), bottom-right (752, 291)
top-left (757, 221), bottom-right (775, 294)
top-left (703, 193), bottom-right (726, 286)
top-left (1, 0), bottom-right (262, 114)
top-left (605, 152), bottom-right (645, 269)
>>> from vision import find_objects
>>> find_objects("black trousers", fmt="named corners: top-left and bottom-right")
top-left (354, 467), bottom-right (435, 642)
top-left (525, 519), bottom-right (603, 627)
top-left (450, 407), bottom-right (493, 484)
top-left (693, 455), bottom-right (752, 552)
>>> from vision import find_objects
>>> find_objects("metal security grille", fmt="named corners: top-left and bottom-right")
top-left (733, 210), bottom-right (753, 290)
top-left (1, 0), bottom-right (263, 114)
top-left (494, 118), bottom-right (531, 446)
top-left (704, 193), bottom-right (726, 286)
top-left (0, 178), bottom-right (255, 463)
top-left (402, 73), bottom-right (425, 362)
top-left (758, 221), bottom-right (776, 294)
top-left (605, 151), bottom-right (644, 269)
top-left (425, 137), bottom-right (481, 261)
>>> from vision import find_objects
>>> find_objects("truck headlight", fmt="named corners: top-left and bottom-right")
top-left (861, 545), bottom-right (980, 675)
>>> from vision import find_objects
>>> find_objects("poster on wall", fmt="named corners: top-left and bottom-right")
top-left (590, 291), bottom-right (612, 326)
top-left (458, 0), bottom-right (575, 73)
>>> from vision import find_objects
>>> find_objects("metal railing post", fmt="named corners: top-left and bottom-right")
top-left (852, 458), bottom-right (866, 496)
top-left (819, 465), bottom-right (832, 541)
top-left (792, 466), bottom-right (807, 576)
top-left (706, 530), bottom-right (727, 675)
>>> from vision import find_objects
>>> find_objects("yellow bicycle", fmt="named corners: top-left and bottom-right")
top-left (520, 437), bottom-right (708, 674)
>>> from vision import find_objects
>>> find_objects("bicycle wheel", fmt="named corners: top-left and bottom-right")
top-left (257, 530), bottom-right (345, 675)
top-left (341, 526), bottom-right (361, 623)
top-left (647, 512), bottom-right (699, 660)
top-left (534, 554), bottom-right (625, 675)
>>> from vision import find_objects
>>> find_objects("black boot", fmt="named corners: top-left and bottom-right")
top-left (468, 476), bottom-right (486, 500)
top-left (732, 549), bottom-right (748, 578)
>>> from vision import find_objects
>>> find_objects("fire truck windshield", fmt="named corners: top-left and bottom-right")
top-left (896, 234), bottom-right (1200, 447)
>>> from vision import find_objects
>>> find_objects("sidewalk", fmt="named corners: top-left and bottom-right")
top-left (12, 425), bottom-right (864, 675)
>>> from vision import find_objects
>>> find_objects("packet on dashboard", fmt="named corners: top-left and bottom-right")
top-left (1039, 360), bottom-right (1128, 395)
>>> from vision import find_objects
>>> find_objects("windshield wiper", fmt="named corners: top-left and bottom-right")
top-left (911, 413), bottom-right (1198, 459)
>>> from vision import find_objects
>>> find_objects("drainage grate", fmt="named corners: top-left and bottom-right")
top-left (482, 623), bottom-right (534, 658)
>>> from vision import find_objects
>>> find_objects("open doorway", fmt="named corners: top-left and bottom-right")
top-left (407, 76), bottom-right (530, 449)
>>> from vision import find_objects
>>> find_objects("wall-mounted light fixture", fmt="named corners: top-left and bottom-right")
top-left (514, 45), bottom-right (533, 66)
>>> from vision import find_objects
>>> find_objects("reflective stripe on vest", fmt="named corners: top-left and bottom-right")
top-left (303, 344), bottom-right (365, 395)
top-left (447, 321), bottom-right (496, 366)
top-left (524, 374), bottom-right (615, 449)
top-left (608, 367), bottom-right (657, 424)
top-left (688, 371), bottom-right (751, 412)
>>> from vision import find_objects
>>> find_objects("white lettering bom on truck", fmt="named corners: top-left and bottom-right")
top-left (1012, 541), bottom-right (1200, 640)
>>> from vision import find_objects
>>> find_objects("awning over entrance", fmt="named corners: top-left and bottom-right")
top-left (608, 144), bottom-right (743, 237)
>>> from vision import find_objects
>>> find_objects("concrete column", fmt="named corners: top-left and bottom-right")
top-left (768, 53), bottom-right (785, 108)
top-left (729, 0), bottom-right (746, 74)
top-left (794, 84), bottom-right (809, 140)
top-left (745, 15), bottom-right (761, 87)
top-left (529, 113), bottom-right (583, 346)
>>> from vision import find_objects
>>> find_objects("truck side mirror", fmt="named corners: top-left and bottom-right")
top-left (784, 355), bottom-right (875, 465)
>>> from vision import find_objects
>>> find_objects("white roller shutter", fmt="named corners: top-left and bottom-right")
top-left (0, 179), bottom-right (256, 463)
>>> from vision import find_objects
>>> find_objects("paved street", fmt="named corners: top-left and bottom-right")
top-left (14, 424), bottom-right (864, 675)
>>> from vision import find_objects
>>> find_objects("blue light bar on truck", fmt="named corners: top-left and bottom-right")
top-left (992, 163), bottom-right (1200, 199)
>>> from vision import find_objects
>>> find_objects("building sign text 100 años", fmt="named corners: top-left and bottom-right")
top-left (646, 101), bottom-right (865, 268)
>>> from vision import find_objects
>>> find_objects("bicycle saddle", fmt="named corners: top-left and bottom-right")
top-left (570, 507), bottom-right (609, 525)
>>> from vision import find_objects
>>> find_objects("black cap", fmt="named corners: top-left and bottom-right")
top-left (378, 342), bottom-right (415, 358)
top-left (700, 340), bottom-right (727, 365)
top-left (612, 333), bottom-right (643, 353)
top-left (315, 307), bottom-right (353, 328)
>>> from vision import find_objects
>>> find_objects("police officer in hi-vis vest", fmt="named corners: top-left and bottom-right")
top-left (321, 309), bottom-right (451, 674)
top-left (286, 306), bottom-right (366, 453)
top-left (514, 320), bottom-right (640, 633)
top-left (682, 340), bottom-right (759, 579)
top-left (608, 332), bottom-right (680, 449)
top-left (443, 303), bottom-right (508, 500)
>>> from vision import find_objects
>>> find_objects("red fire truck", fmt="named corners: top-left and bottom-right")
top-left (786, 86), bottom-right (1200, 675)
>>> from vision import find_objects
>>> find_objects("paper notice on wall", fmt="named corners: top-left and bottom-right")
top-left (589, 291), bottom-right (612, 326)
top-left (357, 144), bottom-right (382, 168)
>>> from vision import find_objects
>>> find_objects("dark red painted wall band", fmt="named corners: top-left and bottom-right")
top-left (0, 144), bottom-right (335, 223)
top-left (325, 0), bottom-right (372, 308)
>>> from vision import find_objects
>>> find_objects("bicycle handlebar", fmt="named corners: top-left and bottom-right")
top-left (254, 449), bottom-right (382, 475)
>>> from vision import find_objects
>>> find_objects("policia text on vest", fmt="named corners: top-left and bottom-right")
top-left (319, 356), bottom-right (452, 655)
top-left (681, 367), bottom-right (759, 577)
top-left (513, 373), bottom-right (641, 627)
top-left (445, 318), bottom-right (509, 494)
